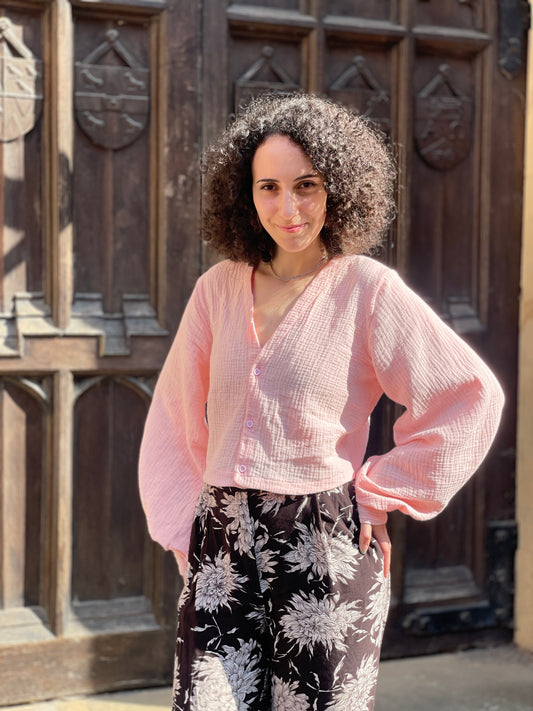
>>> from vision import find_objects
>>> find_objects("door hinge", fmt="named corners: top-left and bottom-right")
top-left (498, 0), bottom-right (529, 79)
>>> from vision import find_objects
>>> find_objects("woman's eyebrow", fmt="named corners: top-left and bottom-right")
top-left (295, 173), bottom-right (319, 180)
top-left (255, 172), bottom-right (319, 184)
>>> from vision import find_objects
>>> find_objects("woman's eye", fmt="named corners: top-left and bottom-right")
top-left (298, 181), bottom-right (318, 189)
top-left (260, 183), bottom-right (277, 191)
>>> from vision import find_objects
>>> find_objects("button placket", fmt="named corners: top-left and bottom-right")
top-left (236, 357), bottom-right (265, 481)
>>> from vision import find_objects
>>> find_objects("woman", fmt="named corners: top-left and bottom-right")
top-left (139, 93), bottom-right (504, 710)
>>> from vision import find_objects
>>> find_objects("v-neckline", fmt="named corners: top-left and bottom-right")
top-left (247, 259), bottom-right (333, 351)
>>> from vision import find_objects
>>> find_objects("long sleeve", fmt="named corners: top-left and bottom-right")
top-left (355, 268), bottom-right (505, 526)
top-left (138, 274), bottom-right (212, 574)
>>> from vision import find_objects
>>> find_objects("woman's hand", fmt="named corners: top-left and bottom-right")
top-left (359, 522), bottom-right (391, 578)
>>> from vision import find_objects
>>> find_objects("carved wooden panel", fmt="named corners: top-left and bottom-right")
top-left (232, 43), bottom-right (301, 111)
top-left (0, 8), bottom-right (47, 357)
top-left (71, 12), bottom-right (165, 356)
top-left (72, 377), bottom-right (151, 603)
top-left (327, 50), bottom-right (393, 134)
top-left (405, 477), bottom-right (478, 574)
top-left (410, 54), bottom-right (483, 333)
top-left (0, 377), bottom-right (50, 617)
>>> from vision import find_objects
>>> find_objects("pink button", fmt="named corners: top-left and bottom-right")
top-left (246, 419), bottom-right (254, 429)
top-left (253, 367), bottom-right (261, 376)
top-left (238, 464), bottom-right (247, 474)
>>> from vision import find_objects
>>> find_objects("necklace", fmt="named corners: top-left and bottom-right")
top-left (269, 254), bottom-right (328, 283)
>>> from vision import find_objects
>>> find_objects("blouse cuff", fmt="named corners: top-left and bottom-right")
top-left (356, 503), bottom-right (388, 526)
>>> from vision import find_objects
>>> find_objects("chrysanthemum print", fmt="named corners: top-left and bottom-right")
top-left (284, 521), bottom-right (361, 583)
top-left (253, 531), bottom-right (277, 593)
top-left (324, 654), bottom-right (379, 711)
top-left (258, 491), bottom-right (287, 516)
top-left (189, 640), bottom-right (263, 709)
top-left (279, 591), bottom-right (362, 655)
top-left (367, 569), bottom-right (390, 645)
top-left (220, 491), bottom-right (256, 556)
top-left (194, 550), bottom-right (247, 613)
top-left (172, 481), bottom-right (390, 711)
top-left (271, 675), bottom-right (309, 711)
top-left (194, 485), bottom-right (217, 526)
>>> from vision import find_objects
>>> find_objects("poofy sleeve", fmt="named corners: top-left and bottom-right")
top-left (355, 268), bottom-right (505, 526)
top-left (138, 274), bottom-right (212, 576)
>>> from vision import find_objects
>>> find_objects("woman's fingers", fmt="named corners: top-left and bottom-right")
top-left (359, 521), bottom-right (391, 579)
top-left (359, 522), bottom-right (373, 554)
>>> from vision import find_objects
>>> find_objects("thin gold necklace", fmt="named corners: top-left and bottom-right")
top-left (269, 254), bottom-right (328, 283)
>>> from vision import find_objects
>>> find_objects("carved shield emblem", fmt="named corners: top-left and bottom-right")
top-left (75, 30), bottom-right (149, 150)
top-left (415, 65), bottom-right (473, 171)
top-left (0, 19), bottom-right (43, 142)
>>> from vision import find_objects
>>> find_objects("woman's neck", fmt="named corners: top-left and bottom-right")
top-left (270, 245), bottom-right (326, 281)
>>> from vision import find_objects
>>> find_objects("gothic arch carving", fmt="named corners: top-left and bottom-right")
top-left (234, 46), bottom-right (299, 111)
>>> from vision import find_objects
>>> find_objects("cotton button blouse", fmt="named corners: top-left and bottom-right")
top-left (139, 255), bottom-right (504, 568)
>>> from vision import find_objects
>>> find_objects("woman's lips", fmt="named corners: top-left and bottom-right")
top-left (278, 223), bottom-right (305, 233)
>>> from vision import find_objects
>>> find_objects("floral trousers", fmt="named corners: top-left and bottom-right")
top-left (173, 480), bottom-right (390, 711)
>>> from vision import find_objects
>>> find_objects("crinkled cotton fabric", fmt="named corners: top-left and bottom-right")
top-left (173, 481), bottom-right (390, 711)
top-left (139, 255), bottom-right (504, 574)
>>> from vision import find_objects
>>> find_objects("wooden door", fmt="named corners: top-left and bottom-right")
top-left (202, 0), bottom-right (527, 657)
top-left (0, 0), bottom-right (528, 704)
top-left (0, 0), bottom-right (201, 704)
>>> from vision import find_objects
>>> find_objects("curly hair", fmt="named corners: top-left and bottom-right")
top-left (202, 92), bottom-right (396, 263)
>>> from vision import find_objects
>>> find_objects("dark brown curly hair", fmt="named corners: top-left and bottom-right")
top-left (202, 92), bottom-right (396, 263)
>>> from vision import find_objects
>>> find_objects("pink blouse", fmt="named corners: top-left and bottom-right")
top-left (139, 255), bottom-right (504, 574)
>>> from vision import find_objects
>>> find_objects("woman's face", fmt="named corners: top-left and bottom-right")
top-left (251, 134), bottom-right (327, 257)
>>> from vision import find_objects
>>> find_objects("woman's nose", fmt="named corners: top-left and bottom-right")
top-left (279, 190), bottom-right (298, 218)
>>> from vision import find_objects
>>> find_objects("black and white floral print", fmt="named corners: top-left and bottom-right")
top-left (173, 481), bottom-right (390, 711)
top-left (189, 639), bottom-right (264, 708)
top-left (284, 521), bottom-right (361, 583)
top-left (194, 550), bottom-right (248, 613)
top-left (279, 591), bottom-right (363, 656)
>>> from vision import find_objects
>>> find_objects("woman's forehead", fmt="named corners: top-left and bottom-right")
top-left (252, 135), bottom-right (314, 177)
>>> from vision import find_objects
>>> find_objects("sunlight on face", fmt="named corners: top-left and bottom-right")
top-left (252, 135), bottom-right (327, 257)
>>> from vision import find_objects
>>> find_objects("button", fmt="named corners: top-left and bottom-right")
top-left (253, 367), bottom-right (261, 376)
top-left (246, 419), bottom-right (254, 429)
top-left (238, 464), bottom-right (247, 474)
